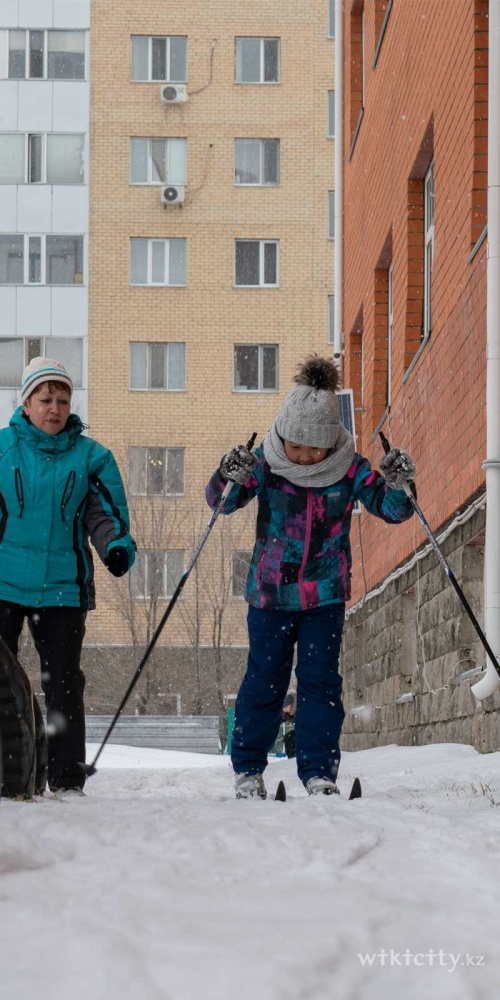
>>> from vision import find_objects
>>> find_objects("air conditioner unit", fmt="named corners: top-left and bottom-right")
top-left (161, 184), bottom-right (185, 205)
top-left (160, 83), bottom-right (187, 104)
top-left (337, 388), bottom-right (361, 515)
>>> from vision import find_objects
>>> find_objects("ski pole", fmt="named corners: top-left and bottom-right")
top-left (379, 431), bottom-right (500, 699)
top-left (80, 432), bottom-right (258, 778)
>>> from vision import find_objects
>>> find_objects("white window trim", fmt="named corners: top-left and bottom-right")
top-left (387, 263), bottom-right (393, 408)
top-left (129, 446), bottom-right (185, 496)
top-left (0, 133), bottom-right (86, 185)
top-left (129, 342), bottom-right (186, 392)
top-left (131, 35), bottom-right (187, 83)
top-left (131, 550), bottom-right (185, 600)
top-left (130, 238), bottom-right (186, 287)
top-left (234, 138), bottom-right (280, 187)
top-left (6, 28), bottom-right (86, 81)
top-left (0, 336), bottom-right (84, 389)
top-left (233, 343), bottom-right (279, 393)
top-left (130, 138), bottom-right (187, 186)
top-left (0, 234), bottom-right (85, 286)
top-left (235, 37), bottom-right (280, 84)
top-left (234, 240), bottom-right (279, 288)
top-left (423, 162), bottom-right (434, 344)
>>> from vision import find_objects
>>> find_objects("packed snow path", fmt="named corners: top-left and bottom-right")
top-left (1, 743), bottom-right (499, 1000)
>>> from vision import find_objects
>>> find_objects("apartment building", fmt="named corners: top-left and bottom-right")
top-left (339, 0), bottom-right (498, 750)
top-left (78, 0), bottom-right (337, 714)
top-left (0, 0), bottom-right (90, 425)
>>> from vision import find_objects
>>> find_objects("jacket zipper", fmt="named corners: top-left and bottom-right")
top-left (298, 489), bottom-right (313, 609)
top-left (14, 468), bottom-right (24, 518)
top-left (61, 471), bottom-right (76, 522)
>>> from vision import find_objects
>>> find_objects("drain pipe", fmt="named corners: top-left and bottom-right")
top-left (471, 0), bottom-right (500, 701)
top-left (333, 0), bottom-right (344, 365)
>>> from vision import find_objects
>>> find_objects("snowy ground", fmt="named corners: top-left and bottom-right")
top-left (1, 743), bottom-right (499, 1000)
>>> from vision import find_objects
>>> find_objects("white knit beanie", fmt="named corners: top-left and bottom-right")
top-left (274, 355), bottom-right (341, 449)
top-left (21, 357), bottom-right (73, 404)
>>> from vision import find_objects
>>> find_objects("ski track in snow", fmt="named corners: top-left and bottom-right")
top-left (0, 743), bottom-right (499, 1000)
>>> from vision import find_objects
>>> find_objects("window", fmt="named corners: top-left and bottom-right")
top-left (0, 337), bottom-right (83, 388)
top-left (234, 139), bottom-right (279, 186)
top-left (130, 342), bottom-right (186, 391)
top-left (423, 163), bottom-right (434, 343)
top-left (235, 38), bottom-right (279, 83)
top-left (130, 138), bottom-right (187, 185)
top-left (328, 91), bottom-right (335, 138)
top-left (0, 235), bottom-right (84, 285)
top-left (234, 345), bottom-right (278, 392)
top-left (328, 192), bottom-right (335, 239)
top-left (232, 550), bottom-right (252, 597)
top-left (130, 550), bottom-right (184, 600)
top-left (4, 29), bottom-right (85, 80)
top-left (329, 0), bottom-right (336, 38)
top-left (328, 295), bottom-right (335, 345)
top-left (387, 263), bottom-right (393, 407)
top-left (0, 134), bottom-right (25, 183)
top-left (235, 240), bottom-right (278, 287)
top-left (131, 36), bottom-right (187, 82)
top-left (0, 133), bottom-right (85, 185)
top-left (129, 447), bottom-right (185, 495)
top-left (130, 239), bottom-right (186, 286)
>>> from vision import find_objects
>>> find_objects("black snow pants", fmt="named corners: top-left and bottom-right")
top-left (0, 602), bottom-right (87, 791)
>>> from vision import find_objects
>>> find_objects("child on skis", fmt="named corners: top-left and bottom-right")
top-left (205, 355), bottom-right (415, 798)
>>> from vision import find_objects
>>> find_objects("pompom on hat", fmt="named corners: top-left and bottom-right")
top-left (21, 357), bottom-right (73, 404)
top-left (274, 354), bottom-right (342, 450)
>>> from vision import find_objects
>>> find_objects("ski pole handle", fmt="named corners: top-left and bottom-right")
top-left (220, 431), bottom-right (258, 499)
top-left (379, 431), bottom-right (413, 497)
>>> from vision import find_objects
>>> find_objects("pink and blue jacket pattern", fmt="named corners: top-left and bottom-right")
top-left (206, 446), bottom-right (414, 612)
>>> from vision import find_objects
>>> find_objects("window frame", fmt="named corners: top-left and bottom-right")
top-left (387, 263), bottom-right (393, 408)
top-left (423, 162), bottom-right (434, 344)
top-left (235, 37), bottom-right (280, 84)
top-left (130, 238), bottom-right (187, 287)
top-left (328, 0), bottom-right (336, 38)
top-left (0, 234), bottom-right (85, 286)
top-left (129, 342), bottom-right (186, 392)
top-left (234, 138), bottom-right (280, 187)
top-left (328, 191), bottom-right (335, 239)
top-left (328, 90), bottom-right (336, 139)
top-left (128, 446), bottom-right (185, 496)
top-left (130, 35), bottom-right (187, 83)
top-left (5, 28), bottom-right (86, 81)
top-left (233, 343), bottom-right (279, 393)
top-left (130, 137), bottom-right (187, 186)
top-left (234, 239), bottom-right (279, 288)
top-left (130, 549), bottom-right (185, 600)
top-left (0, 335), bottom-right (84, 388)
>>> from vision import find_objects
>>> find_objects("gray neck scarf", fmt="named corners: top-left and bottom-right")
top-left (263, 423), bottom-right (356, 488)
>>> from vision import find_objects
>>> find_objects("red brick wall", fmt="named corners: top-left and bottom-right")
top-left (343, 0), bottom-right (488, 602)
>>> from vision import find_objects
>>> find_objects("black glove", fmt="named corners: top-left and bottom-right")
top-left (219, 445), bottom-right (257, 485)
top-left (379, 447), bottom-right (416, 490)
top-left (105, 546), bottom-right (130, 577)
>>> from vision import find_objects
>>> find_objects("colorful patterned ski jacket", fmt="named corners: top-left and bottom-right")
top-left (206, 446), bottom-right (414, 611)
top-left (0, 408), bottom-right (135, 610)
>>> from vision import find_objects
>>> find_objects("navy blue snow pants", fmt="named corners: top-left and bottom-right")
top-left (231, 603), bottom-right (346, 786)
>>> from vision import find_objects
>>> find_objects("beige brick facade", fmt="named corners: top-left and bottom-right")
top-left (86, 1), bottom-right (335, 703)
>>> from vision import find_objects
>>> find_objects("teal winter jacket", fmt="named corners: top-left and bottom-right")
top-left (0, 408), bottom-right (135, 610)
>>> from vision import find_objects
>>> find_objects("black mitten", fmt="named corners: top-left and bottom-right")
top-left (105, 546), bottom-right (130, 577)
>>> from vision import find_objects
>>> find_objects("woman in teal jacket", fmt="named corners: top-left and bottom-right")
top-left (0, 357), bottom-right (136, 794)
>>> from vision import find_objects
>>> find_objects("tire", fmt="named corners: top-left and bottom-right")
top-left (0, 637), bottom-right (47, 800)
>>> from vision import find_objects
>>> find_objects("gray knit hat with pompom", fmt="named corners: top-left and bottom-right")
top-left (274, 355), bottom-right (342, 449)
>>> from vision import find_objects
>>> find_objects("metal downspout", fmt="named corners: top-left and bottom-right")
top-left (471, 0), bottom-right (500, 700)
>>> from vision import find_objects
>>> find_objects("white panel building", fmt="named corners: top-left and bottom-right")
top-left (0, 0), bottom-right (90, 423)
